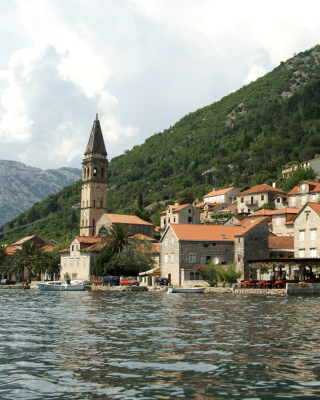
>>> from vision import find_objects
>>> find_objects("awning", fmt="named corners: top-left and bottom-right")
top-left (139, 267), bottom-right (161, 276)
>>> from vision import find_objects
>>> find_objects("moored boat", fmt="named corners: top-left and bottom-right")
top-left (168, 287), bottom-right (205, 294)
top-left (36, 281), bottom-right (84, 291)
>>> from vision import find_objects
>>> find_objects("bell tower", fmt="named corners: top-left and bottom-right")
top-left (80, 115), bottom-right (108, 237)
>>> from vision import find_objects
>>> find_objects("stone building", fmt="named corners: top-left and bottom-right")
top-left (237, 184), bottom-right (286, 214)
top-left (96, 213), bottom-right (155, 238)
top-left (270, 207), bottom-right (299, 236)
top-left (294, 202), bottom-right (320, 258)
top-left (160, 224), bottom-right (243, 285)
top-left (160, 204), bottom-right (200, 230)
top-left (60, 236), bottom-right (103, 281)
top-left (234, 217), bottom-right (269, 280)
top-left (282, 157), bottom-right (320, 178)
top-left (203, 187), bottom-right (239, 204)
top-left (80, 115), bottom-right (108, 237)
top-left (287, 181), bottom-right (320, 208)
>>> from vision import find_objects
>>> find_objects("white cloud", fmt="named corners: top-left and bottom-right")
top-left (244, 65), bottom-right (267, 85)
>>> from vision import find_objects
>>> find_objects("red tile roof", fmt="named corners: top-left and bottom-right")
top-left (287, 180), bottom-right (320, 195)
top-left (168, 224), bottom-right (243, 242)
top-left (222, 204), bottom-right (238, 211)
top-left (249, 209), bottom-right (276, 217)
top-left (238, 184), bottom-right (285, 196)
top-left (5, 245), bottom-right (18, 255)
top-left (204, 187), bottom-right (236, 197)
top-left (235, 217), bottom-right (268, 237)
top-left (307, 202), bottom-right (320, 215)
top-left (41, 244), bottom-right (55, 252)
top-left (75, 236), bottom-right (102, 244)
top-left (271, 207), bottom-right (300, 215)
top-left (104, 214), bottom-right (154, 226)
top-left (130, 234), bottom-right (158, 242)
top-left (268, 236), bottom-right (294, 250)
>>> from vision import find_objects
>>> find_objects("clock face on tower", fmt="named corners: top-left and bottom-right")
top-left (83, 210), bottom-right (87, 217)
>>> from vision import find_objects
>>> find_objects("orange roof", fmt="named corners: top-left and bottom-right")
top-left (269, 236), bottom-right (294, 250)
top-left (6, 245), bottom-right (18, 255)
top-left (104, 213), bottom-right (154, 226)
top-left (41, 244), bottom-right (55, 252)
top-left (272, 207), bottom-right (300, 215)
top-left (223, 205), bottom-right (238, 211)
top-left (75, 236), bottom-right (102, 244)
top-left (130, 234), bottom-right (157, 242)
top-left (249, 209), bottom-right (276, 217)
top-left (287, 180), bottom-right (320, 195)
top-left (84, 241), bottom-right (105, 252)
top-left (238, 184), bottom-right (285, 196)
top-left (235, 217), bottom-right (251, 227)
top-left (307, 202), bottom-right (320, 215)
top-left (204, 187), bottom-right (235, 197)
top-left (167, 224), bottom-right (243, 242)
top-left (235, 217), bottom-right (268, 237)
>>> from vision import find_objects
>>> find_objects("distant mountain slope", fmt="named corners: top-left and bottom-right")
top-left (0, 160), bottom-right (81, 226)
top-left (2, 44), bottom-right (320, 243)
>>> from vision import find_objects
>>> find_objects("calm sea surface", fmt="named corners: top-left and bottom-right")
top-left (1, 290), bottom-right (320, 399)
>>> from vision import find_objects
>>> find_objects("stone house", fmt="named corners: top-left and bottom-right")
top-left (160, 204), bottom-right (200, 230)
top-left (270, 207), bottom-right (299, 236)
top-left (223, 214), bottom-right (246, 226)
top-left (282, 157), bottom-right (320, 178)
top-left (268, 236), bottom-right (294, 259)
top-left (203, 187), bottom-right (239, 204)
top-left (60, 236), bottom-right (103, 281)
top-left (293, 202), bottom-right (320, 258)
top-left (198, 202), bottom-right (230, 221)
top-left (287, 181), bottom-right (320, 208)
top-left (237, 184), bottom-right (286, 214)
top-left (96, 213), bottom-right (155, 238)
top-left (160, 224), bottom-right (244, 286)
top-left (234, 217), bottom-right (269, 280)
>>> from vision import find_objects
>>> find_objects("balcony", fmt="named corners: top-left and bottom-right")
top-left (245, 200), bottom-right (258, 206)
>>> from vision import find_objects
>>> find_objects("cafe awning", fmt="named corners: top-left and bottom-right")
top-left (139, 267), bottom-right (161, 277)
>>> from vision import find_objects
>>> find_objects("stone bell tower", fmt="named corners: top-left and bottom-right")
top-left (80, 115), bottom-right (108, 237)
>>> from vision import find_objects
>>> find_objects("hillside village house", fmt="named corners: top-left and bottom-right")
top-left (287, 181), bottom-right (320, 208)
top-left (160, 224), bottom-right (244, 285)
top-left (223, 214), bottom-right (246, 226)
top-left (197, 202), bottom-right (229, 221)
top-left (293, 202), bottom-right (320, 259)
top-left (270, 208), bottom-right (299, 236)
top-left (60, 236), bottom-right (103, 281)
top-left (96, 213), bottom-right (155, 238)
top-left (282, 157), bottom-right (320, 178)
top-left (268, 236), bottom-right (294, 259)
top-left (203, 187), bottom-right (239, 204)
top-left (237, 184), bottom-right (286, 214)
top-left (160, 204), bottom-right (200, 230)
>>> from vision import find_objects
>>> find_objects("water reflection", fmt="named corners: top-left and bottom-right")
top-left (1, 291), bottom-right (320, 398)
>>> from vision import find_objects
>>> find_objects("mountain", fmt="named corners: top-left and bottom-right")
top-left (0, 160), bottom-right (81, 227)
top-left (2, 44), bottom-right (320, 243)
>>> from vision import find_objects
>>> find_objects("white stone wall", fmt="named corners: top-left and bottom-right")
top-left (271, 214), bottom-right (294, 236)
top-left (294, 205), bottom-right (320, 258)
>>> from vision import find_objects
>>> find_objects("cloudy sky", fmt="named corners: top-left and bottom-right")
top-left (0, 0), bottom-right (320, 170)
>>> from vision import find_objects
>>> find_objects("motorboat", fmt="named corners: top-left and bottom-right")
top-left (168, 287), bottom-right (205, 294)
top-left (36, 281), bottom-right (84, 291)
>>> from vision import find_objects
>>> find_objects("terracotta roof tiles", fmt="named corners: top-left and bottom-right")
top-left (167, 224), bottom-right (243, 242)
top-left (104, 214), bottom-right (154, 226)
top-left (268, 236), bottom-right (294, 250)
top-left (235, 217), bottom-right (268, 237)
top-left (272, 207), bottom-right (300, 215)
top-left (238, 184), bottom-right (285, 196)
top-left (287, 181), bottom-right (320, 195)
top-left (204, 187), bottom-right (236, 197)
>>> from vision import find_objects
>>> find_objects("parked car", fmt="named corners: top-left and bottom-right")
top-left (0, 279), bottom-right (16, 285)
top-left (155, 277), bottom-right (169, 286)
top-left (102, 276), bottom-right (120, 286)
top-left (119, 277), bottom-right (140, 286)
top-left (93, 278), bottom-right (103, 285)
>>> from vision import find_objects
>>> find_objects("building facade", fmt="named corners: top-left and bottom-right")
top-left (80, 115), bottom-right (108, 237)
top-left (203, 187), bottom-right (239, 204)
top-left (160, 204), bottom-right (200, 230)
top-left (237, 184), bottom-right (286, 214)
top-left (287, 181), bottom-right (320, 208)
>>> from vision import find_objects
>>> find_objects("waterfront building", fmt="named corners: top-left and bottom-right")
top-left (80, 114), bottom-right (108, 237)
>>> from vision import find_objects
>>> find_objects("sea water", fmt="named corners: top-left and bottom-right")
top-left (1, 290), bottom-right (320, 399)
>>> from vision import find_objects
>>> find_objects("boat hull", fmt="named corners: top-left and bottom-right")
top-left (168, 287), bottom-right (205, 293)
top-left (36, 282), bottom-right (84, 291)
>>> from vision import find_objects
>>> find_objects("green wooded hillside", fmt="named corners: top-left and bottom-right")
top-left (2, 44), bottom-right (320, 243)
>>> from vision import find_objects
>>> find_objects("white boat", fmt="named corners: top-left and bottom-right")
top-left (168, 287), bottom-right (206, 294)
top-left (36, 281), bottom-right (84, 291)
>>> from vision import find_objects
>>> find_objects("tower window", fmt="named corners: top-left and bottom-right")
top-left (101, 200), bottom-right (103, 208)
top-left (86, 200), bottom-right (88, 207)
top-left (93, 200), bottom-right (95, 207)
top-left (93, 167), bottom-right (98, 177)
top-left (82, 220), bottom-right (84, 226)
top-left (87, 167), bottom-right (90, 178)
top-left (101, 168), bottom-right (104, 178)
top-left (93, 219), bottom-right (95, 227)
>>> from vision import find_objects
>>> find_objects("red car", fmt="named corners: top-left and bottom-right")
top-left (93, 278), bottom-right (103, 285)
top-left (119, 277), bottom-right (140, 286)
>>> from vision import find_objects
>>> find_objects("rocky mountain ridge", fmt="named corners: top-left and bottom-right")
top-left (0, 160), bottom-right (81, 227)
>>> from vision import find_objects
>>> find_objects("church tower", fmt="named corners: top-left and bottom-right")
top-left (80, 115), bottom-right (108, 237)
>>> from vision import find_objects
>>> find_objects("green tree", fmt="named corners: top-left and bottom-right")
top-left (116, 238), bottom-right (155, 275)
top-left (280, 167), bottom-right (316, 193)
top-left (176, 188), bottom-right (194, 204)
top-left (103, 224), bottom-right (132, 254)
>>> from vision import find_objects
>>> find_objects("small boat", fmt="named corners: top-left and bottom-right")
top-left (36, 281), bottom-right (84, 291)
top-left (168, 287), bottom-right (205, 294)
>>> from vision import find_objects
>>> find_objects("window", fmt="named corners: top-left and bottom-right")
top-left (206, 256), bottom-right (211, 262)
top-left (312, 194), bottom-right (316, 201)
top-left (292, 197), bottom-right (295, 204)
top-left (171, 237), bottom-right (174, 245)
top-left (76, 259), bottom-right (80, 267)
top-left (261, 195), bottom-right (264, 201)
top-left (93, 167), bottom-right (97, 177)
top-left (302, 195), bottom-right (306, 204)
top-left (306, 213), bottom-right (310, 221)
top-left (188, 217), bottom-right (192, 223)
top-left (171, 253), bottom-right (174, 263)
top-left (311, 229), bottom-right (316, 241)
top-left (93, 219), bottom-right (95, 227)
top-left (165, 238), bottom-right (168, 247)
top-left (277, 198), bottom-right (281, 203)
top-left (168, 218), bottom-right (170, 223)
top-left (71, 245), bottom-right (74, 251)
top-left (165, 254), bottom-right (168, 263)
top-left (101, 200), bottom-right (103, 208)
top-left (300, 231), bottom-right (305, 242)
top-left (237, 254), bottom-right (241, 262)
top-left (70, 259), bottom-right (74, 267)
top-left (189, 209), bottom-right (191, 213)
top-left (241, 198), bottom-right (244, 203)
top-left (190, 272), bottom-right (195, 280)
top-left (63, 258), bottom-right (67, 267)
top-left (72, 274), bottom-right (77, 280)
top-left (299, 249), bottom-right (305, 258)
top-left (200, 256), bottom-right (205, 263)
top-left (276, 217), bottom-right (281, 226)
top-left (82, 258), bottom-right (87, 267)
top-left (101, 168), bottom-right (104, 178)
top-left (174, 218), bottom-right (176, 222)
top-left (189, 253), bottom-right (196, 262)
top-left (311, 248), bottom-right (317, 258)
top-left (93, 200), bottom-right (95, 207)
top-left (302, 184), bottom-right (306, 190)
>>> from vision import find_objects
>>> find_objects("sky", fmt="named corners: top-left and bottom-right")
top-left (1, 0), bottom-right (320, 170)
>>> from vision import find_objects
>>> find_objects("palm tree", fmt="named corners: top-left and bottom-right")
top-left (0, 244), bottom-right (7, 278)
top-left (176, 188), bottom-right (194, 205)
top-left (103, 223), bottom-right (132, 254)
